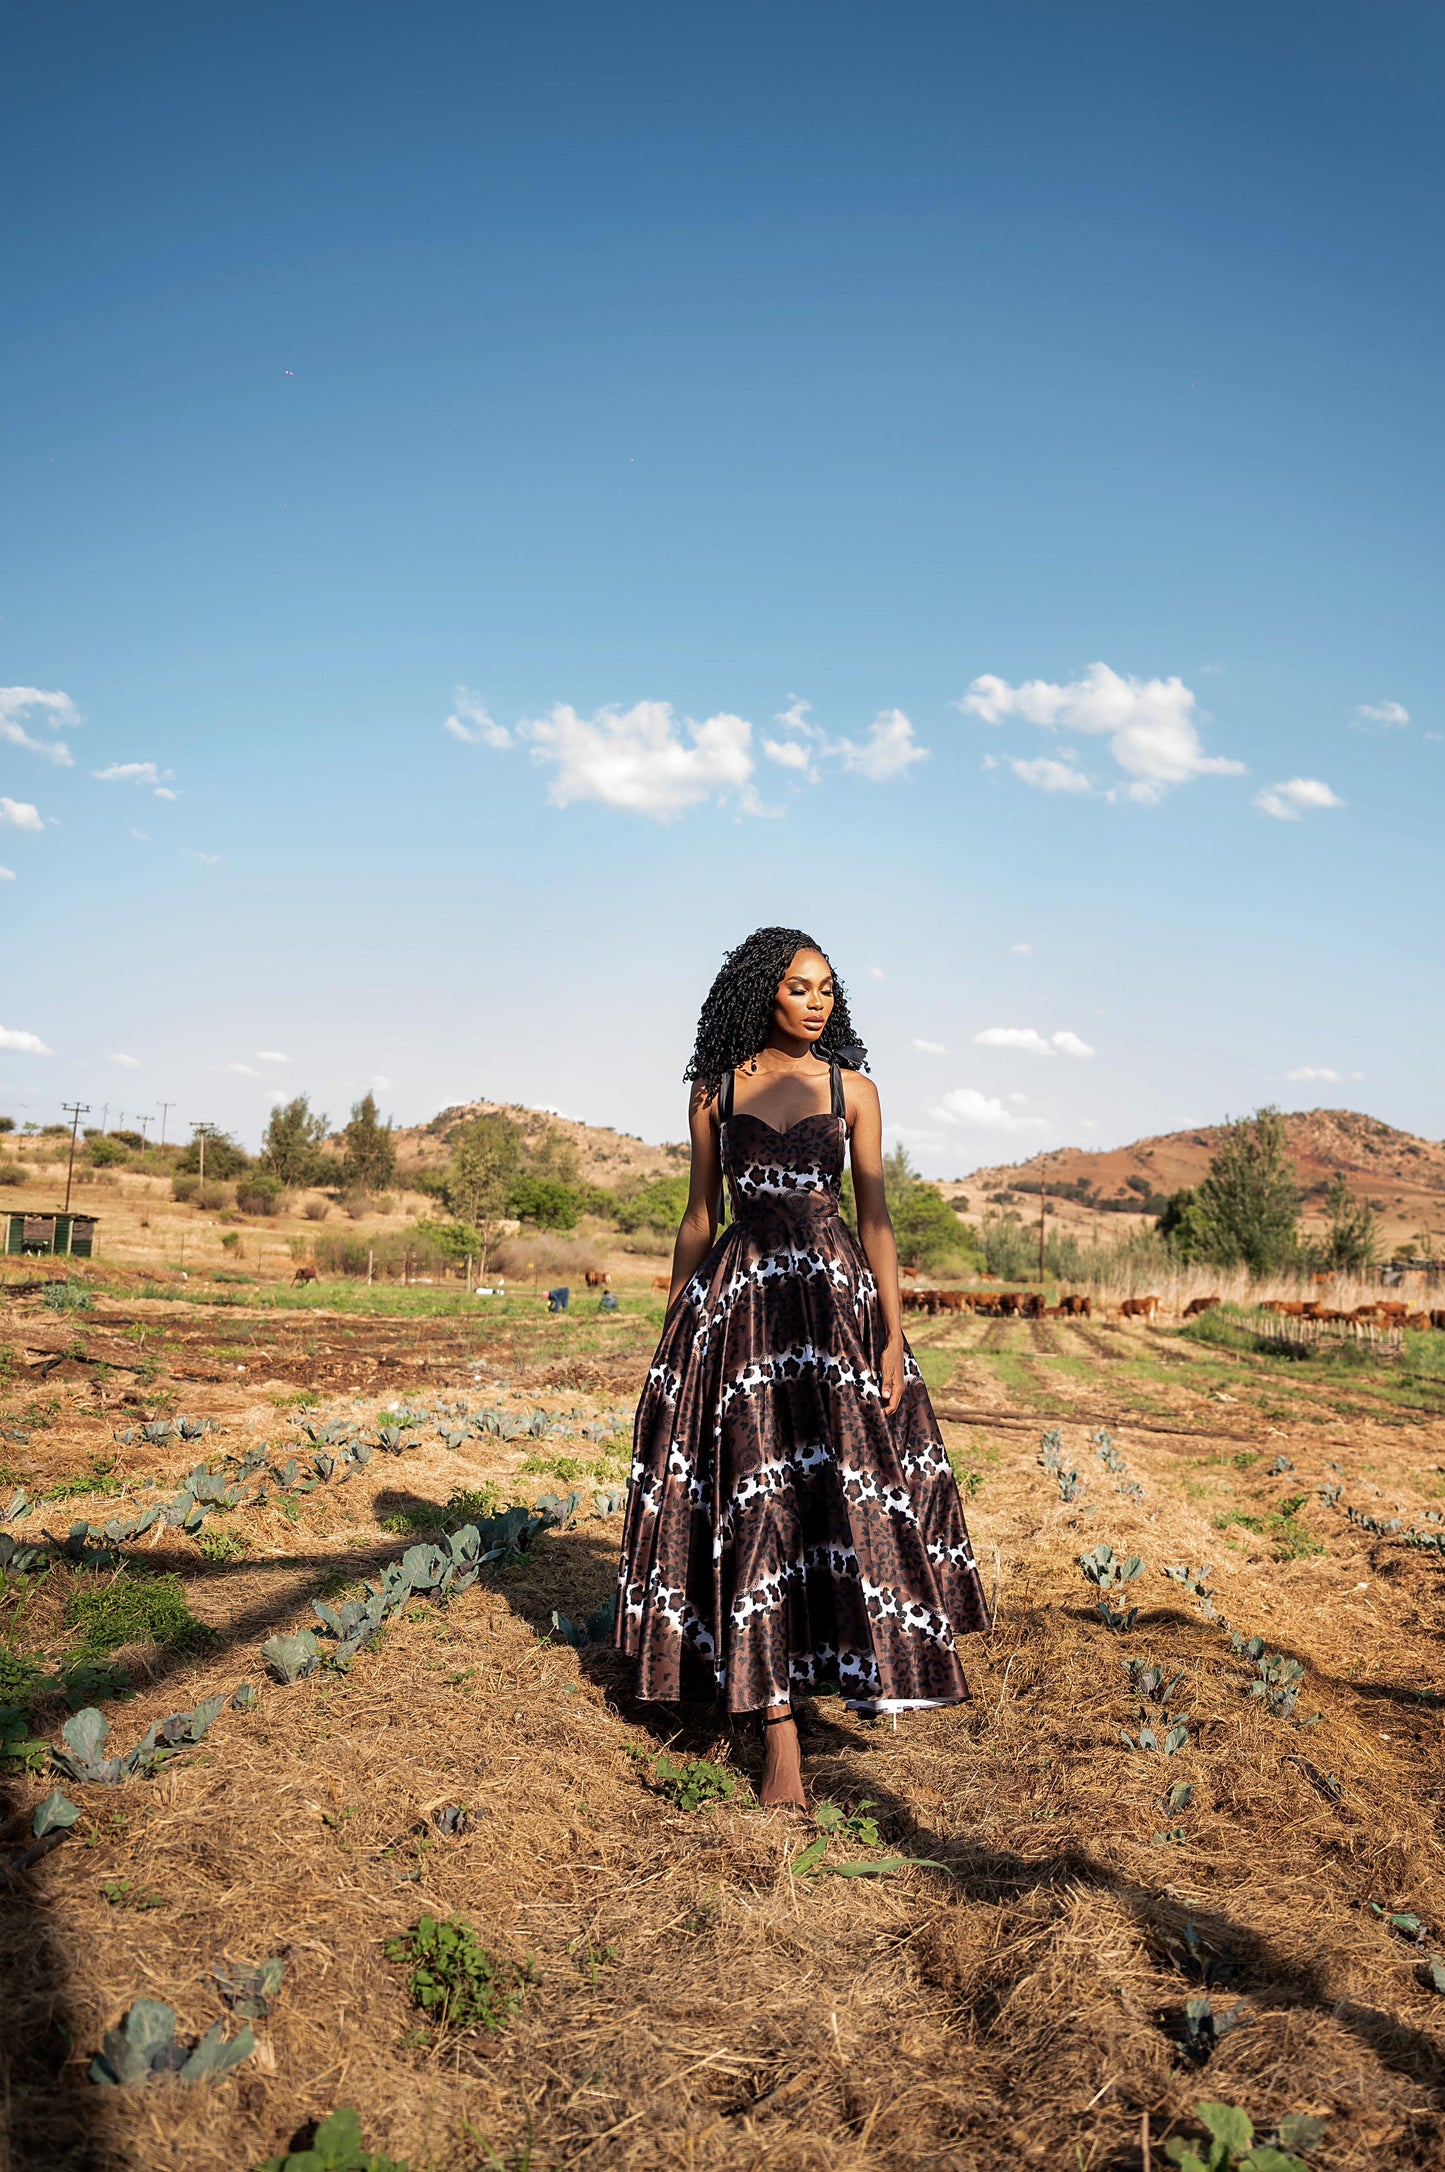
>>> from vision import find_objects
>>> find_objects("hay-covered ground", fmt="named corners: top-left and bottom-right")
top-left (2, 1270), bottom-right (1444, 2171)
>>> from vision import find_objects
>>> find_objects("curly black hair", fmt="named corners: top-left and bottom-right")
top-left (684, 926), bottom-right (868, 1098)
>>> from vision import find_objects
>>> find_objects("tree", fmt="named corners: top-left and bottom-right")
top-left (1311, 1175), bottom-right (1379, 1274)
top-left (508, 1173), bottom-right (582, 1230)
top-left (260, 1094), bottom-right (330, 1188)
top-left (178, 1128), bottom-right (249, 1179)
top-left (444, 1114), bottom-right (524, 1269)
top-left (529, 1125), bottom-right (582, 1188)
top-left (341, 1092), bottom-right (395, 1193)
top-left (892, 1183), bottom-right (979, 1272)
top-left (1157, 1187), bottom-right (1212, 1263)
top-left (1193, 1107), bottom-right (1301, 1276)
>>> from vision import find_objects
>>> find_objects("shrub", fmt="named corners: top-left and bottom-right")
top-left (0, 1164), bottom-right (22, 1188)
top-left (88, 1137), bottom-right (129, 1168)
top-left (235, 1171), bottom-right (285, 1217)
top-left (342, 1193), bottom-right (373, 1221)
top-left (508, 1174), bottom-right (582, 1230)
top-left (196, 1181), bottom-right (230, 1212)
top-left (0, 1117), bottom-right (14, 1134)
top-left (891, 1183), bottom-right (981, 1272)
top-left (491, 1231), bottom-right (604, 1279)
top-left (302, 1196), bottom-right (331, 1221)
top-left (171, 1173), bottom-right (199, 1203)
top-left (613, 1174), bottom-right (689, 1236)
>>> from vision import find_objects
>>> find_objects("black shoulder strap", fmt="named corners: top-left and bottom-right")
top-left (719, 1068), bottom-right (734, 1121)
top-left (829, 1057), bottom-right (846, 1120)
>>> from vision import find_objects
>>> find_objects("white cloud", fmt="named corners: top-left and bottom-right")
top-left (519, 700), bottom-right (755, 820)
top-left (0, 1025), bottom-right (52, 1055)
top-left (1353, 699), bottom-right (1408, 731)
top-left (835, 708), bottom-right (927, 782)
top-left (110, 1053), bottom-right (142, 1069)
top-left (94, 761), bottom-right (164, 786)
top-left (962, 661), bottom-right (1244, 802)
top-left (1009, 942), bottom-right (1032, 955)
top-left (912, 1038), bottom-right (947, 1055)
top-left (266, 1088), bottom-right (290, 1105)
top-left (976, 1026), bottom-right (1055, 1057)
top-left (1253, 777), bottom-right (1344, 822)
top-left (373, 1074), bottom-right (392, 1092)
top-left (130, 829), bottom-right (149, 842)
top-left (931, 1087), bottom-right (1049, 1136)
top-left (444, 687), bottom-right (512, 749)
top-left (226, 1062), bottom-right (259, 1077)
top-left (867, 966), bottom-right (885, 980)
top-left (153, 786), bottom-right (178, 801)
top-left (762, 736), bottom-right (814, 772)
top-left (0, 865), bottom-right (14, 882)
top-left (1348, 1071), bottom-right (1365, 1082)
top-left (0, 686), bottom-right (79, 766)
top-left (974, 1026), bottom-right (1095, 1059)
top-left (0, 798), bottom-right (44, 833)
top-left (256, 1050), bottom-right (289, 1064)
top-left (1010, 756), bottom-right (1092, 795)
top-left (1286, 1065), bottom-right (1340, 1083)
top-left (185, 849), bottom-right (222, 865)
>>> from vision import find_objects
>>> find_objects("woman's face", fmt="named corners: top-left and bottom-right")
top-left (771, 948), bottom-right (835, 1048)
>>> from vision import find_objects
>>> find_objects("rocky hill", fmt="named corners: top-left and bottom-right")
top-left (942, 1109), bottom-right (1445, 1251)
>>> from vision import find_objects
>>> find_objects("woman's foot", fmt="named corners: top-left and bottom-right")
top-left (759, 1705), bottom-right (806, 1810)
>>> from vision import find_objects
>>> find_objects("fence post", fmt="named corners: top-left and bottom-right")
top-left (367, 1248), bottom-right (374, 1285)
top-left (466, 1253), bottom-right (474, 1293)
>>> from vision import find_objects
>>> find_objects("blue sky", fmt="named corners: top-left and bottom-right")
top-left (2, 1), bottom-right (1440, 1175)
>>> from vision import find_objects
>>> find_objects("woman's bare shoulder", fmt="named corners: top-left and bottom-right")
top-left (844, 1071), bottom-right (881, 1119)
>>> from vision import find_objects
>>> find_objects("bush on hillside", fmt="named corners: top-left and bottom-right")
top-left (177, 1130), bottom-right (249, 1179)
top-left (236, 1170), bottom-right (285, 1217)
top-left (613, 1175), bottom-right (689, 1236)
top-left (87, 1137), bottom-right (129, 1168)
top-left (508, 1174), bottom-right (582, 1230)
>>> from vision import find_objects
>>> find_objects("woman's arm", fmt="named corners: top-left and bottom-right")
top-left (667, 1084), bottom-right (724, 1307)
top-left (846, 1075), bottom-right (907, 1413)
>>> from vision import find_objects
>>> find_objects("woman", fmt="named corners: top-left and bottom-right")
top-left (614, 926), bottom-right (990, 1808)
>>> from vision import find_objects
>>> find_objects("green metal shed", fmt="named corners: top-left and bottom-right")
top-left (4, 1212), bottom-right (98, 1258)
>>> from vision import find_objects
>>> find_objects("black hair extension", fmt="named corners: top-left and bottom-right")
top-left (684, 926), bottom-right (868, 1099)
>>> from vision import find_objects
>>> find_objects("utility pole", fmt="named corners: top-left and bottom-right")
top-left (193, 1123), bottom-right (218, 1185)
top-left (158, 1102), bottom-right (175, 1152)
top-left (61, 1102), bottom-right (91, 1215)
top-left (1038, 1181), bottom-right (1047, 1287)
top-left (100, 1103), bottom-right (109, 1135)
top-left (136, 1114), bottom-right (153, 1152)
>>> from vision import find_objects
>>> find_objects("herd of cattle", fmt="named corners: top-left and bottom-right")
top-left (897, 1285), bottom-right (1445, 1330)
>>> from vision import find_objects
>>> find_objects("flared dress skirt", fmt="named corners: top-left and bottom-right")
top-left (614, 1088), bottom-right (991, 1714)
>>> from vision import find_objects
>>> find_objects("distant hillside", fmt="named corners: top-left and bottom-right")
top-left (941, 1109), bottom-right (1445, 1252)
top-left (389, 1099), bottom-right (687, 1190)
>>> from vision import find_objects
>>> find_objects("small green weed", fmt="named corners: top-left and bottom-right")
top-left (198, 1528), bottom-right (249, 1563)
top-left (101, 1877), bottom-right (165, 1911)
top-left (1164, 2098), bottom-right (1322, 2170)
top-left (629, 1745), bottom-right (736, 1812)
top-left (64, 1571), bottom-right (212, 1658)
top-left (384, 1915), bottom-right (533, 2036)
top-left (42, 1455), bottom-right (120, 1503)
top-left (814, 1799), bottom-right (882, 1846)
top-left (254, 2103), bottom-right (409, 2172)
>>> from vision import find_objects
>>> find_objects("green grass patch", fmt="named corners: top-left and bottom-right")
top-left (385, 1914), bottom-right (534, 2037)
top-left (913, 1348), bottom-right (958, 1399)
top-left (64, 1570), bottom-right (212, 1658)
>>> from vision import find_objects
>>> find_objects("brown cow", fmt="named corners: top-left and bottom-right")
top-left (900, 1264), bottom-right (919, 1280)
top-left (1182, 1295), bottom-right (1220, 1319)
top-left (652, 1274), bottom-right (670, 1293)
top-left (292, 1265), bottom-right (318, 1285)
top-left (584, 1269), bottom-right (610, 1288)
top-left (1120, 1295), bottom-right (1160, 1322)
top-left (1059, 1293), bottom-right (1092, 1318)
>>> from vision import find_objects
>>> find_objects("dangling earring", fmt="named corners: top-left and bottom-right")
top-left (748, 1055), bottom-right (758, 1073)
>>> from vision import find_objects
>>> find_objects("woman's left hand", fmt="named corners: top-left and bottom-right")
top-left (880, 1335), bottom-right (907, 1415)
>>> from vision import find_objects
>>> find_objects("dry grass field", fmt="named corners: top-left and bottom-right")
top-left (2, 1252), bottom-right (1444, 2172)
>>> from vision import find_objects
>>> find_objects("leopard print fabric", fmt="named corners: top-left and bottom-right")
top-left (614, 1069), bottom-right (990, 1714)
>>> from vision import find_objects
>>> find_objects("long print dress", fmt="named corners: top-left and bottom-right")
top-left (614, 1060), bottom-right (990, 1715)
